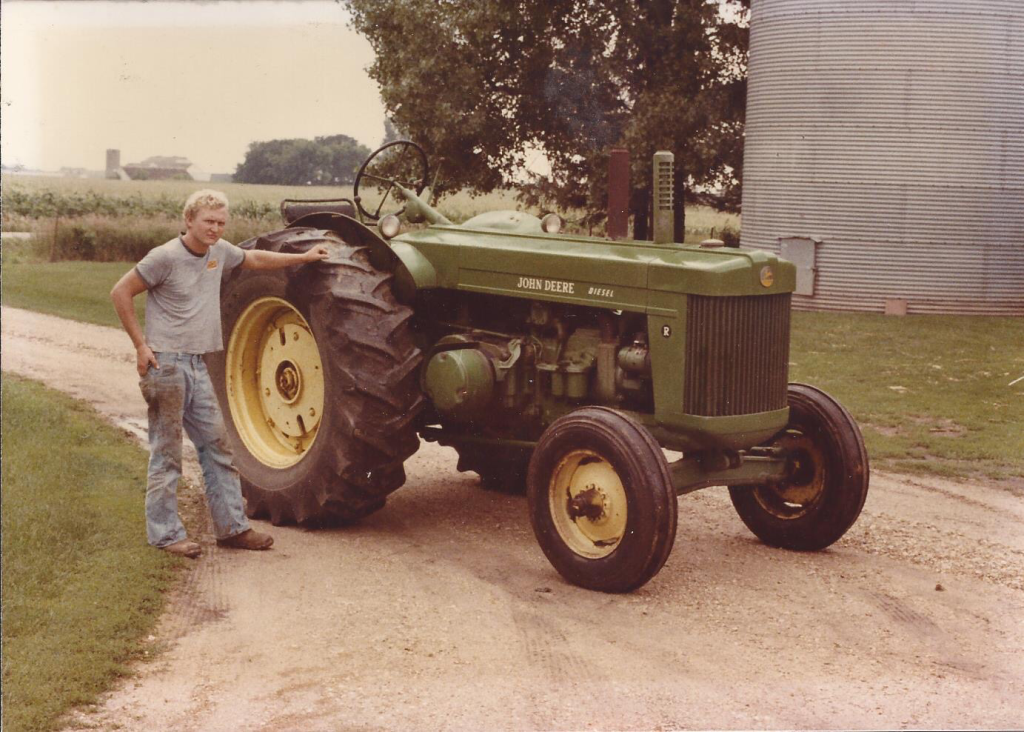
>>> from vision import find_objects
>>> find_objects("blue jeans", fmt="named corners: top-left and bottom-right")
top-left (139, 352), bottom-right (250, 547)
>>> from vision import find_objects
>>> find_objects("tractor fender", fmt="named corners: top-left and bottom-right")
top-left (388, 240), bottom-right (438, 301)
top-left (287, 212), bottom-right (436, 303)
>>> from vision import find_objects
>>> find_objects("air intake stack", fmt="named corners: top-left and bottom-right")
top-left (652, 151), bottom-right (674, 244)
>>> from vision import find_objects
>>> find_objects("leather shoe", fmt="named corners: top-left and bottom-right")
top-left (162, 540), bottom-right (202, 558)
top-left (217, 529), bottom-right (273, 550)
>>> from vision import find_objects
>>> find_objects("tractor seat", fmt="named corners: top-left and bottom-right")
top-left (281, 198), bottom-right (357, 225)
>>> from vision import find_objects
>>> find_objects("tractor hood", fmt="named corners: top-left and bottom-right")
top-left (390, 224), bottom-right (796, 312)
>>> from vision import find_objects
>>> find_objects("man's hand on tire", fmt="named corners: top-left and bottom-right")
top-left (302, 245), bottom-right (331, 263)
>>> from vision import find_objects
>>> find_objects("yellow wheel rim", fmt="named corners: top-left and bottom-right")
top-left (225, 297), bottom-right (324, 468)
top-left (753, 430), bottom-right (825, 519)
top-left (548, 449), bottom-right (628, 559)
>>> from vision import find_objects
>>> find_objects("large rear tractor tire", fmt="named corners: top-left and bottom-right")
top-left (527, 407), bottom-right (677, 593)
top-left (728, 383), bottom-right (869, 550)
top-left (207, 227), bottom-right (424, 524)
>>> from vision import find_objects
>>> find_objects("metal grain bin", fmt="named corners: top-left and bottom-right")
top-left (740, 0), bottom-right (1024, 315)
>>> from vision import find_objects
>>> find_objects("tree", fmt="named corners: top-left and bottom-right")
top-left (344, 0), bottom-right (748, 235)
top-left (381, 117), bottom-right (405, 146)
top-left (234, 134), bottom-right (371, 185)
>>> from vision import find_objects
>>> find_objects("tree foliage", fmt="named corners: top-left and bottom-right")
top-left (381, 117), bottom-right (405, 146)
top-left (234, 134), bottom-right (371, 186)
top-left (344, 0), bottom-right (748, 232)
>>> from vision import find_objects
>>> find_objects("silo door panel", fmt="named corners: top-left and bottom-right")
top-left (780, 237), bottom-right (817, 296)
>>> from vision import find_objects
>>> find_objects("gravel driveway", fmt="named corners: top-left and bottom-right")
top-left (3, 306), bottom-right (1022, 731)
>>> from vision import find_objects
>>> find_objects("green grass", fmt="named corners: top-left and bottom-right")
top-left (1, 261), bottom-right (144, 328)
top-left (789, 311), bottom-right (1024, 483)
top-left (1, 376), bottom-right (178, 732)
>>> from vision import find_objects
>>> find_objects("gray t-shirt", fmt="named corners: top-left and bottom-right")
top-left (135, 237), bottom-right (246, 354)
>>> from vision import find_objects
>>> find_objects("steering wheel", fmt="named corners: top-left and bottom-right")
top-left (353, 140), bottom-right (429, 221)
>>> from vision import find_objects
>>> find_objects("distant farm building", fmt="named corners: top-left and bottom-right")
top-left (123, 156), bottom-right (202, 181)
top-left (105, 149), bottom-right (214, 182)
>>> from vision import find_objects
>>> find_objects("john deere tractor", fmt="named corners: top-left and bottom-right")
top-left (207, 141), bottom-right (869, 592)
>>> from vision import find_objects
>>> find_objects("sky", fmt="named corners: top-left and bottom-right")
top-left (1, 0), bottom-right (388, 174)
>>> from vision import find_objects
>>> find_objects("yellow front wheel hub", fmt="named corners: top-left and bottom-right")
top-left (226, 297), bottom-right (324, 468)
top-left (753, 430), bottom-right (826, 518)
top-left (548, 450), bottom-right (628, 559)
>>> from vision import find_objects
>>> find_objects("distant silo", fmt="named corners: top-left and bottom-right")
top-left (740, 0), bottom-right (1024, 315)
top-left (106, 149), bottom-right (121, 179)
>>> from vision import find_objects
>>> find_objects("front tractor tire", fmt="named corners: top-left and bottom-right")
top-left (207, 228), bottom-right (423, 525)
top-left (729, 383), bottom-right (869, 551)
top-left (527, 408), bottom-right (678, 593)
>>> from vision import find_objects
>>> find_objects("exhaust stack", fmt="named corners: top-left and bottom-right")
top-left (607, 148), bottom-right (630, 240)
top-left (652, 151), bottom-right (674, 244)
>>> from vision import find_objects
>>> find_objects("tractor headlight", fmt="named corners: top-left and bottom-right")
top-left (541, 213), bottom-right (562, 234)
top-left (379, 214), bottom-right (402, 239)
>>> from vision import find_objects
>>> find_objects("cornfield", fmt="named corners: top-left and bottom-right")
top-left (1, 176), bottom-right (740, 262)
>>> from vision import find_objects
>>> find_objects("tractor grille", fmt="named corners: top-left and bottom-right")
top-left (683, 294), bottom-right (791, 417)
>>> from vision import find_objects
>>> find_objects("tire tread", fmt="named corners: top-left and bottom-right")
top-left (210, 227), bottom-right (424, 525)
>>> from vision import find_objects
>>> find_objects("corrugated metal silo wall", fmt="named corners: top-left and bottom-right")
top-left (740, 0), bottom-right (1024, 315)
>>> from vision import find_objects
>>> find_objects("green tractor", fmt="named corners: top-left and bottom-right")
top-left (207, 141), bottom-right (869, 593)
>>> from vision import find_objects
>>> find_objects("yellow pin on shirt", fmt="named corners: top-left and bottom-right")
top-left (207, 259), bottom-right (218, 270)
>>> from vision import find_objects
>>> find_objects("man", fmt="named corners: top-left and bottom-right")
top-left (111, 189), bottom-right (329, 558)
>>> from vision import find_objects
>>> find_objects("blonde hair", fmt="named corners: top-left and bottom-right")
top-left (183, 189), bottom-right (229, 221)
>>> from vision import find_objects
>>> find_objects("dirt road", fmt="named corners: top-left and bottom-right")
top-left (3, 305), bottom-right (1022, 731)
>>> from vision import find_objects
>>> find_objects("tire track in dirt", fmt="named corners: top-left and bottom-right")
top-left (159, 508), bottom-right (231, 641)
top-left (867, 590), bottom-right (943, 635)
